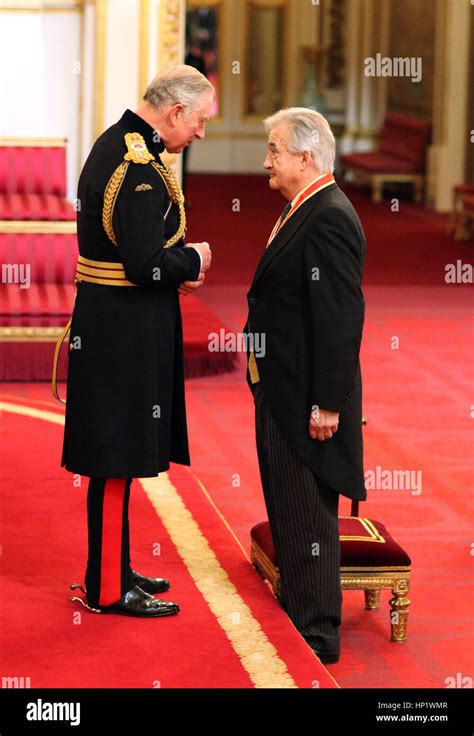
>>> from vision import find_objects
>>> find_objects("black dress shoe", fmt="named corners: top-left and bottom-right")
top-left (303, 635), bottom-right (340, 665)
top-left (131, 569), bottom-right (170, 594)
top-left (98, 586), bottom-right (179, 617)
top-left (312, 648), bottom-right (340, 665)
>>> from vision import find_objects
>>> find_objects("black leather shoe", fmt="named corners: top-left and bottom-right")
top-left (312, 648), bottom-right (340, 665)
top-left (303, 635), bottom-right (340, 665)
top-left (131, 569), bottom-right (170, 594)
top-left (98, 586), bottom-right (179, 617)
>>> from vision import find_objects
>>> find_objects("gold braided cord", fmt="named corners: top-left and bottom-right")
top-left (150, 161), bottom-right (183, 203)
top-left (102, 161), bottom-right (129, 246)
top-left (150, 161), bottom-right (186, 248)
top-left (102, 157), bottom-right (186, 249)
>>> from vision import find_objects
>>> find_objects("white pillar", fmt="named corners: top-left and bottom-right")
top-left (428, 0), bottom-right (471, 211)
top-left (340, 0), bottom-right (391, 154)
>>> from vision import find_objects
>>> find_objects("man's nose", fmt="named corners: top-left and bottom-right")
top-left (195, 124), bottom-right (205, 140)
top-left (263, 156), bottom-right (271, 169)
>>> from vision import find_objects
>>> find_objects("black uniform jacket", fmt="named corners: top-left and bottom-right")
top-left (61, 109), bottom-right (201, 478)
top-left (244, 182), bottom-right (367, 501)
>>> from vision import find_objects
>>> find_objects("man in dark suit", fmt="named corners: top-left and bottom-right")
top-left (56, 65), bottom-right (213, 617)
top-left (244, 107), bottom-right (366, 663)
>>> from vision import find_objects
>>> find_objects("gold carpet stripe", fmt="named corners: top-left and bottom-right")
top-left (0, 393), bottom-right (62, 410)
top-left (140, 474), bottom-right (298, 688)
top-left (0, 401), bottom-right (64, 425)
top-left (185, 468), bottom-right (250, 561)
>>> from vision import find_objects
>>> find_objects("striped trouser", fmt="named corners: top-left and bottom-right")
top-left (85, 478), bottom-right (135, 607)
top-left (254, 383), bottom-right (342, 657)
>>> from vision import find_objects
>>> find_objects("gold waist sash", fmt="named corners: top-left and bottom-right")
top-left (75, 255), bottom-right (137, 287)
top-left (52, 256), bottom-right (137, 404)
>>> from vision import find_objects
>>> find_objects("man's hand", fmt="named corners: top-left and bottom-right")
top-left (185, 241), bottom-right (212, 272)
top-left (309, 406), bottom-right (340, 441)
top-left (178, 271), bottom-right (205, 296)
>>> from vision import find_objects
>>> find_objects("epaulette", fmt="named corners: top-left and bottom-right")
top-left (102, 132), bottom-right (186, 247)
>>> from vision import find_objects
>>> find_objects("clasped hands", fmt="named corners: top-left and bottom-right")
top-left (309, 406), bottom-right (340, 441)
top-left (179, 241), bottom-right (212, 295)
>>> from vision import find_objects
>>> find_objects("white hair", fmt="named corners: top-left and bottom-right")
top-left (144, 64), bottom-right (214, 118)
top-left (264, 107), bottom-right (336, 172)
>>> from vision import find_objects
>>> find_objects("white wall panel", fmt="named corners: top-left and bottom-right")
top-left (103, 0), bottom-right (140, 128)
top-left (0, 10), bottom-right (81, 199)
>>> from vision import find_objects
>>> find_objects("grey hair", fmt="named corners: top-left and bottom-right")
top-left (144, 64), bottom-right (214, 118)
top-left (263, 107), bottom-right (336, 172)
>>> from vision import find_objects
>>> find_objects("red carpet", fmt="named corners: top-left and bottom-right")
top-left (0, 393), bottom-right (337, 689)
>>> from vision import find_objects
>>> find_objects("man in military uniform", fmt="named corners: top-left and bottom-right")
top-left (55, 65), bottom-right (214, 616)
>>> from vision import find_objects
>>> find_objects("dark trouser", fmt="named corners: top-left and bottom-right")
top-left (254, 382), bottom-right (342, 657)
top-left (85, 477), bottom-right (135, 607)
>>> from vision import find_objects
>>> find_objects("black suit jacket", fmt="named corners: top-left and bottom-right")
top-left (244, 182), bottom-right (367, 501)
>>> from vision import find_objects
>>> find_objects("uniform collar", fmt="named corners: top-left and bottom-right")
top-left (118, 109), bottom-right (165, 155)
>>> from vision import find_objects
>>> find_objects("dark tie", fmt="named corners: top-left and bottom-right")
top-left (266, 202), bottom-right (292, 250)
top-left (280, 202), bottom-right (291, 223)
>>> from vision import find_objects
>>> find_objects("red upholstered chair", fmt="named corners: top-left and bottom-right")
top-left (0, 224), bottom-right (78, 380)
top-left (0, 138), bottom-right (75, 221)
top-left (339, 112), bottom-right (431, 203)
top-left (0, 138), bottom-right (78, 379)
top-left (250, 498), bottom-right (411, 643)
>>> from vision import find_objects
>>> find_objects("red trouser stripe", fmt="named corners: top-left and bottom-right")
top-left (99, 478), bottom-right (126, 606)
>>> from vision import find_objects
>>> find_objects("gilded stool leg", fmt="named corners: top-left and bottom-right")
top-left (446, 192), bottom-right (460, 236)
top-left (454, 213), bottom-right (471, 241)
top-left (364, 589), bottom-right (381, 610)
top-left (372, 177), bottom-right (383, 202)
top-left (413, 178), bottom-right (423, 204)
top-left (389, 578), bottom-right (410, 642)
top-left (252, 562), bottom-right (265, 580)
top-left (274, 575), bottom-right (281, 598)
top-left (250, 548), bottom-right (265, 582)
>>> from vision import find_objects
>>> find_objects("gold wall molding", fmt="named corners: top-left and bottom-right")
top-left (0, 137), bottom-right (67, 146)
top-left (158, 0), bottom-right (182, 68)
top-left (138, 0), bottom-right (151, 103)
top-left (249, 0), bottom-right (286, 7)
top-left (157, 0), bottom-right (183, 174)
top-left (0, 1), bottom-right (83, 11)
top-left (0, 327), bottom-right (65, 342)
top-left (0, 221), bottom-right (77, 234)
top-left (93, 0), bottom-right (107, 139)
top-left (187, 0), bottom-right (220, 7)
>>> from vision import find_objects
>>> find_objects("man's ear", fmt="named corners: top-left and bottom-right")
top-left (168, 103), bottom-right (184, 127)
top-left (301, 150), bottom-right (312, 169)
